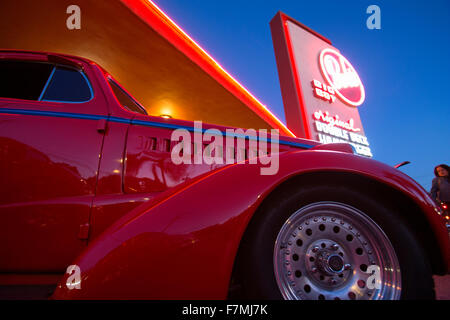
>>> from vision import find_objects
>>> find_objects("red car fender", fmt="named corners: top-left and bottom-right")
top-left (53, 150), bottom-right (450, 299)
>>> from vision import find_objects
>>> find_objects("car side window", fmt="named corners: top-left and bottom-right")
top-left (0, 60), bottom-right (53, 100)
top-left (0, 60), bottom-right (93, 103)
top-left (41, 66), bottom-right (93, 103)
top-left (108, 78), bottom-right (148, 115)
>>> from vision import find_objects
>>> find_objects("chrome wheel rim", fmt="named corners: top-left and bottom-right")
top-left (274, 202), bottom-right (402, 300)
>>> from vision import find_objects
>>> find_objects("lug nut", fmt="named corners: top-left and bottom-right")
top-left (330, 278), bottom-right (337, 285)
top-left (331, 244), bottom-right (339, 251)
top-left (311, 267), bottom-right (318, 273)
top-left (312, 246), bottom-right (320, 253)
top-left (344, 264), bottom-right (351, 270)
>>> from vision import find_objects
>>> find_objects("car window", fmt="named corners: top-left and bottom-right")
top-left (0, 60), bottom-right (93, 103)
top-left (0, 60), bottom-right (53, 100)
top-left (108, 78), bottom-right (147, 115)
top-left (41, 66), bottom-right (92, 102)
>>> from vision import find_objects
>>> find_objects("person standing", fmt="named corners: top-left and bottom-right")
top-left (430, 164), bottom-right (450, 204)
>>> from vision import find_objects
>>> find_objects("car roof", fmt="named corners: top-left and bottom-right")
top-left (0, 49), bottom-right (97, 68)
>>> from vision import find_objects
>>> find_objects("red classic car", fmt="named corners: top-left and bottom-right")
top-left (0, 50), bottom-right (449, 300)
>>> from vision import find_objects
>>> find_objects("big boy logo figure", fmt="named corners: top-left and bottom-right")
top-left (319, 49), bottom-right (365, 107)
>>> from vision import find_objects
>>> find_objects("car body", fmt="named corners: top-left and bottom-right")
top-left (0, 50), bottom-right (449, 300)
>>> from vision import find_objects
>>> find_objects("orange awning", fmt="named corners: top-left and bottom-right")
top-left (0, 0), bottom-right (294, 136)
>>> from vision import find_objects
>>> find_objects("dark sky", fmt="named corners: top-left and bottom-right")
top-left (156, 0), bottom-right (450, 190)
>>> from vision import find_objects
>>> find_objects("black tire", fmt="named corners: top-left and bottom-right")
top-left (237, 184), bottom-right (435, 300)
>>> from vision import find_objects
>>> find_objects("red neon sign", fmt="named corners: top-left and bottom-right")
top-left (319, 49), bottom-right (365, 107)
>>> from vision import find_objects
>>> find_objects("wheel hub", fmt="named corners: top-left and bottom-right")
top-left (273, 202), bottom-right (402, 300)
top-left (327, 255), bottom-right (344, 272)
top-left (305, 240), bottom-right (351, 287)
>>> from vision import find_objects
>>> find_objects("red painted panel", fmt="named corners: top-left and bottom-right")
top-left (54, 150), bottom-right (450, 299)
top-left (124, 123), bottom-right (224, 194)
top-left (0, 53), bottom-right (109, 272)
top-left (90, 194), bottom-right (157, 240)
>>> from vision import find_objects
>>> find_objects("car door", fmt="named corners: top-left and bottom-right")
top-left (0, 56), bottom-right (108, 272)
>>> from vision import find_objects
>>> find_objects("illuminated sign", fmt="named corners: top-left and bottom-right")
top-left (270, 12), bottom-right (372, 157)
top-left (319, 48), bottom-right (365, 107)
top-left (312, 80), bottom-right (336, 103)
top-left (313, 110), bottom-right (360, 132)
top-left (313, 110), bottom-right (372, 157)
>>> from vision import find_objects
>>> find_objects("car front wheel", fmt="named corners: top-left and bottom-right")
top-left (238, 184), bottom-right (435, 300)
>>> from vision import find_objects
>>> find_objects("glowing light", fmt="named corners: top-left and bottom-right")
top-left (142, 0), bottom-right (296, 137)
top-left (313, 110), bottom-right (361, 132)
top-left (160, 114), bottom-right (172, 119)
top-left (319, 48), bottom-right (365, 107)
